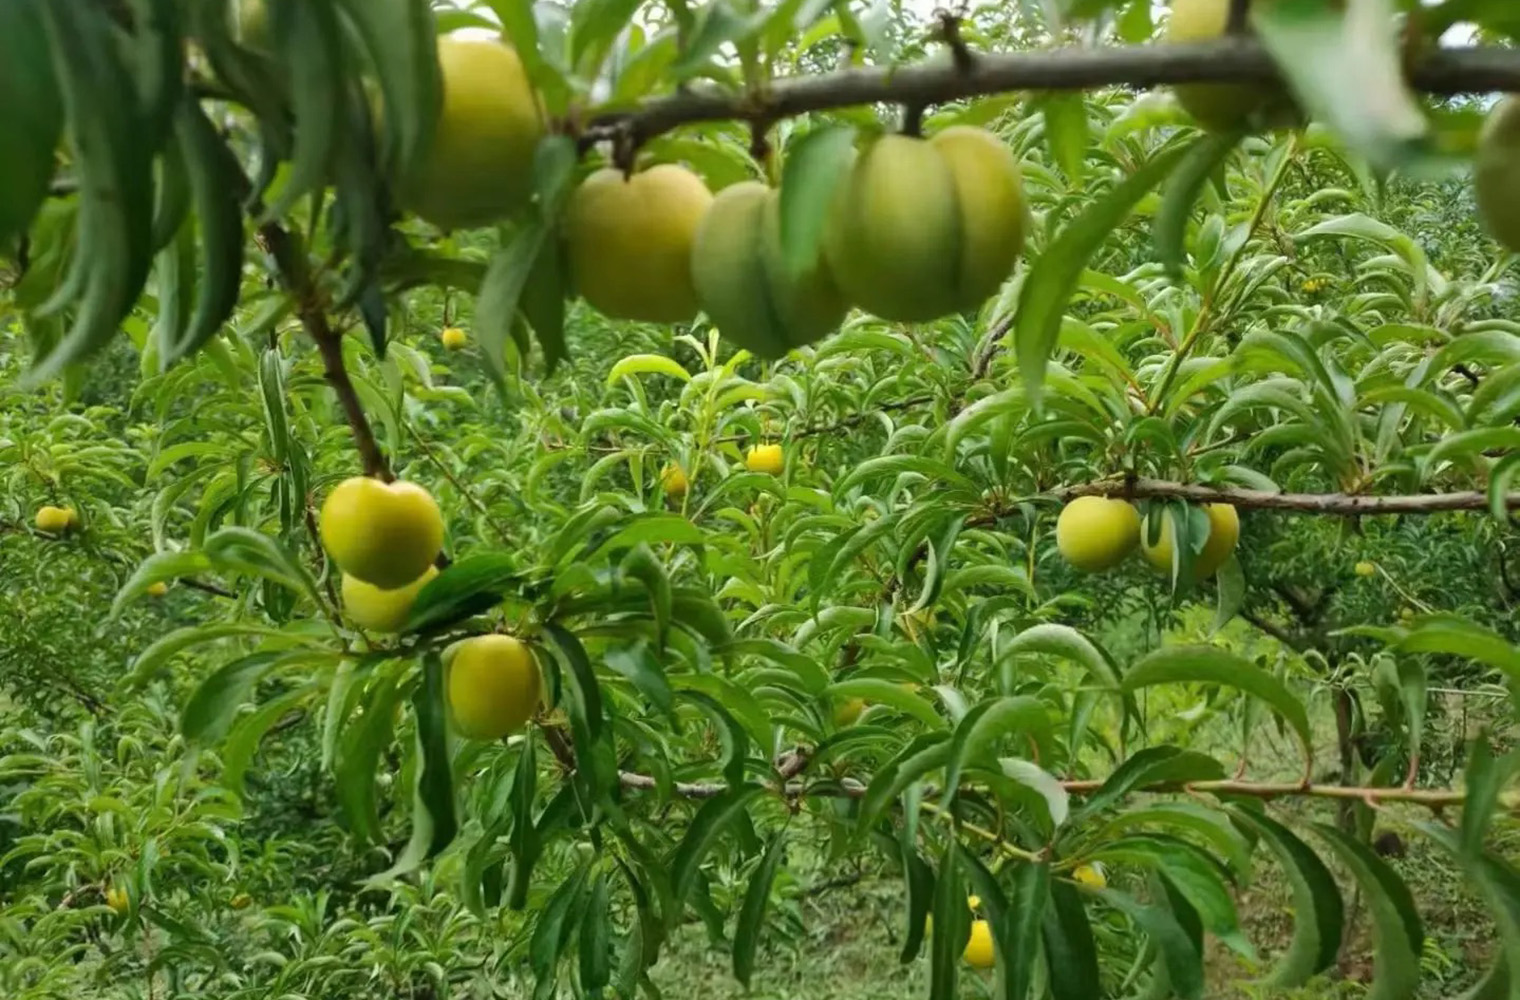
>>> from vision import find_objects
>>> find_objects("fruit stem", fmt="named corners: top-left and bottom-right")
top-left (1226, 0), bottom-right (1252, 35)
top-left (900, 102), bottom-right (926, 137)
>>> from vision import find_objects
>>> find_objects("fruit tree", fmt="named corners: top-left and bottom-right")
top-left (4, 1), bottom-right (1520, 999)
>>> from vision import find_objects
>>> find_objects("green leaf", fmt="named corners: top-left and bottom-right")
top-left (1043, 879), bottom-right (1101, 1000)
top-left (779, 124), bottom-right (857, 275)
top-left (929, 840), bottom-right (966, 1000)
top-left (998, 758), bottom-right (1070, 831)
top-left (733, 831), bottom-right (787, 987)
top-left (603, 513), bottom-right (707, 550)
top-left (572, 0), bottom-right (645, 75)
top-left (834, 454), bottom-right (981, 497)
top-left (478, 222), bottom-right (549, 386)
top-left (604, 642), bottom-right (674, 716)
top-left (899, 846), bottom-right (935, 964)
top-left (1003, 623), bottom-right (1124, 690)
top-left (1229, 809), bottom-right (1342, 987)
top-left (1070, 745), bottom-right (1225, 823)
top-left (372, 652), bottom-right (458, 882)
top-left (619, 544), bottom-right (673, 645)
top-left (112, 551), bottom-right (215, 616)
top-left (1092, 836), bottom-right (1250, 956)
top-left (606, 353), bottom-right (692, 385)
top-left (404, 554), bottom-right (522, 633)
top-left (1039, 92), bottom-right (1088, 180)
top-left (335, 663), bottom-right (409, 845)
top-left (669, 784), bottom-right (766, 915)
top-left (332, 0), bottom-right (440, 182)
top-left (1154, 129), bottom-right (1243, 280)
top-left (677, 689), bottom-right (750, 789)
top-left (670, 0), bottom-right (764, 78)
top-left (1015, 140), bottom-right (1190, 403)
top-left (1392, 616), bottom-right (1520, 684)
top-left (542, 625), bottom-right (612, 808)
top-left (221, 683), bottom-right (317, 797)
top-left (824, 678), bottom-right (943, 730)
top-left (580, 870), bottom-right (613, 995)
top-left (1123, 646), bottom-right (1313, 770)
top-left (182, 650), bottom-right (314, 743)
top-left (0, 0), bottom-right (61, 244)
top-left (1252, 0), bottom-right (1427, 170)
top-left (530, 860), bottom-right (589, 997)
top-left (1098, 887), bottom-right (1204, 1000)
top-left (1461, 732), bottom-right (1520, 857)
top-left (965, 851), bottom-right (1049, 1000)
top-left (856, 735), bottom-right (951, 837)
top-left (507, 736), bottom-right (540, 910)
top-left (942, 696), bottom-right (1052, 802)
top-left (1311, 823), bottom-right (1423, 1000)
top-left (1211, 556), bottom-right (1246, 635)
top-left (125, 623), bottom-right (290, 689)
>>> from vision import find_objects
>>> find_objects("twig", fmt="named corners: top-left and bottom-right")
top-left (607, 759), bottom-right (1491, 813)
top-left (1059, 777), bottom-right (1478, 809)
top-left (1240, 607), bottom-right (1304, 649)
top-left (406, 424), bottom-right (515, 543)
top-left (581, 43), bottom-right (1520, 144)
top-left (1055, 477), bottom-right (1518, 514)
top-left (178, 577), bottom-right (237, 599)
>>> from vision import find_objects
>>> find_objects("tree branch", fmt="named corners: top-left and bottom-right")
top-left (613, 763), bottom-right (1492, 812)
top-left (1056, 477), bottom-right (1516, 514)
top-left (256, 223), bottom-right (393, 482)
top-left (583, 42), bottom-right (1520, 144)
top-left (1240, 606), bottom-right (1306, 650)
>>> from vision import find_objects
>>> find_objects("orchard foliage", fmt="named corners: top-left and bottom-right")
top-left (4, 1), bottom-right (1520, 999)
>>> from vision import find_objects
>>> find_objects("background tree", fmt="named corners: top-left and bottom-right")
top-left (3, 1), bottom-right (1520, 999)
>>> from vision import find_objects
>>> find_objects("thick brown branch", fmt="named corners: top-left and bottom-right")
top-left (1057, 478), bottom-right (1516, 514)
top-left (583, 43), bottom-right (1520, 143)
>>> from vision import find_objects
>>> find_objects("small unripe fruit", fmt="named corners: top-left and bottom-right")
top-left (964, 919), bottom-right (995, 968)
top-left (661, 464), bottom-right (689, 498)
top-left (1476, 97), bottom-right (1520, 252)
top-left (1354, 561), bottom-right (1376, 578)
top-left (1166, 0), bottom-right (1287, 130)
top-left (106, 886), bottom-right (129, 915)
top-left (1056, 497), bottom-right (1141, 572)
top-left (319, 477), bottom-right (444, 589)
top-left (447, 634), bottom-right (542, 740)
top-left (967, 895), bottom-right (982, 910)
top-left (1141, 503), bottom-right (1240, 580)
top-left (691, 181), bottom-right (848, 358)
top-left (833, 697), bottom-right (867, 727)
top-left (1074, 863), bottom-right (1107, 888)
top-left (342, 566), bottom-right (438, 633)
top-left (402, 39), bottom-right (544, 230)
top-left (35, 505), bottom-right (72, 534)
top-left (440, 327), bottom-right (468, 350)
top-left (146, 582), bottom-right (170, 598)
top-left (566, 164), bottom-right (713, 323)
top-left (825, 127), bottom-right (1025, 322)
top-left (745, 444), bottom-right (784, 476)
